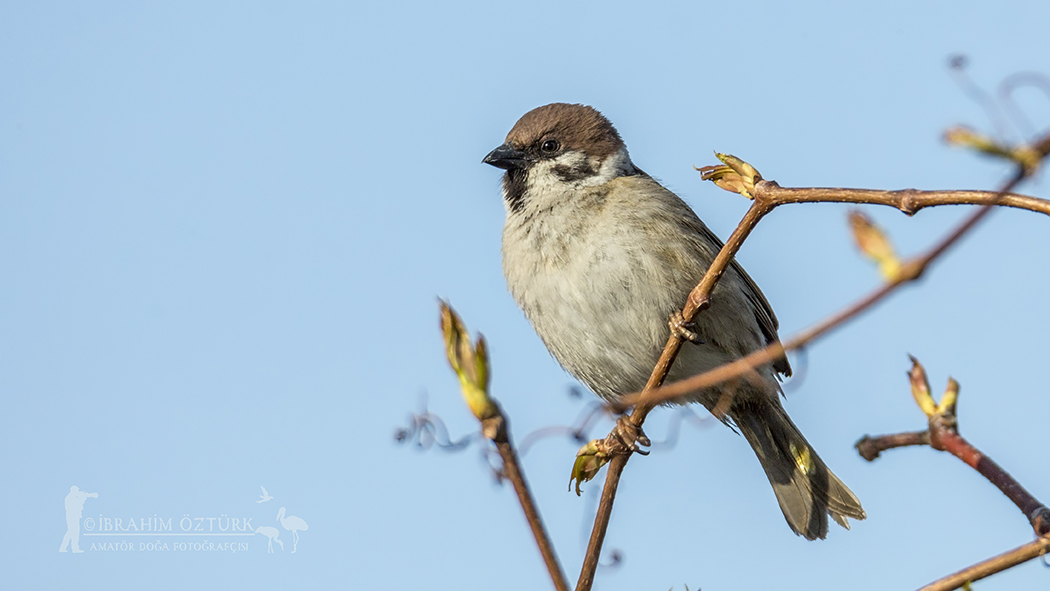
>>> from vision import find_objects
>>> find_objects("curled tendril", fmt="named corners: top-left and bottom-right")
top-left (394, 395), bottom-right (477, 451)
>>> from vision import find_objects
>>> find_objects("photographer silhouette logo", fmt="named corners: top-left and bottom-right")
top-left (59, 485), bottom-right (97, 553)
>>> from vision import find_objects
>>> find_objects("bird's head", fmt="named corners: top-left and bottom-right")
top-left (483, 103), bottom-right (637, 213)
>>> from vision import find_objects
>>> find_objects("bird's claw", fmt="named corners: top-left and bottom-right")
top-left (669, 310), bottom-right (704, 344)
top-left (613, 416), bottom-right (650, 455)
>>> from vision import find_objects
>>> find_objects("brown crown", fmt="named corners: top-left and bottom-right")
top-left (505, 103), bottom-right (624, 159)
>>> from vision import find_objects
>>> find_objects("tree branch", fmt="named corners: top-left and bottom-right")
top-left (916, 538), bottom-right (1050, 591)
top-left (859, 357), bottom-right (1050, 539)
top-left (929, 422), bottom-right (1050, 537)
top-left (855, 357), bottom-right (1050, 590)
top-left (440, 302), bottom-right (570, 591)
top-left (758, 185), bottom-right (1050, 217)
top-left (854, 430), bottom-right (929, 461)
top-left (485, 413), bottom-right (572, 591)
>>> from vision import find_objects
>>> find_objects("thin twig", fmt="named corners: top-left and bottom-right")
top-left (855, 430), bottom-right (929, 461)
top-left (759, 185), bottom-right (1050, 217)
top-left (485, 412), bottom-right (571, 591)
top-left (857, 357), bottom-right (1050, 589)
top-left (860, 364), bottom-right (1050, 536)
top-left (927, 418), bottom-right (1050, 536)
top-left (916, 537), bottom-right (1050, 591)
top-left (574, 452), bottom-right (627, 591)
top-left (517, 402), bottom-right (607, 457)
top-left (440, 303), bottom-right (571, 591)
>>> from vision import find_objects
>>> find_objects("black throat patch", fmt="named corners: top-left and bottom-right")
top-left (502, 168), bottom-right (528, 213)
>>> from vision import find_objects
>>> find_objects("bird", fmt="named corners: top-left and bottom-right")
top-left (483, 103), bottom-right (865, 540)
top-left (277, 507), bottom-right (308, 553)
top-left (256, 486), bottom-right (274, 503)
top-left (254, 525), bottom-right (284, 553)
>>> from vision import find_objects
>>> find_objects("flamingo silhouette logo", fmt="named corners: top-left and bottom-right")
top-left (254, 526), bottom-right (283, 553)
top-left (276, 507), bottom-right (308, 553)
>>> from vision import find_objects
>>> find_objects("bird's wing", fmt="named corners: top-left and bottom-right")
top-left (683, 216), bottom-right (792, 378)
top-left (618, 175), bottom-right (792, 378)
top-left (260, 486), bottom-right (268, 496)
top-left (731, 258), bottom-right (792, 377)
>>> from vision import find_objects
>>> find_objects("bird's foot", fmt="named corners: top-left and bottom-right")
top-left (613, 415), bottom-right (650, 456)
top-left (669, 310), bottom-right (704, 344)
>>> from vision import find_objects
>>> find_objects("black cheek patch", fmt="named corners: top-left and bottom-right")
top-left (503, 168), bottom-right (528, 213)
top-left (552, 161), bottom-right (596, 183)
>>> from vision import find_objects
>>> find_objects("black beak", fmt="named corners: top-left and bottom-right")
top-left (482, 144), bottom-right (528, 170)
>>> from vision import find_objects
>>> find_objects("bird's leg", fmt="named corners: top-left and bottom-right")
top-left (669, 310), bottom-right (704, 344)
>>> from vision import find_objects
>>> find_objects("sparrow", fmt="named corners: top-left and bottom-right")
top-left (483, 103), bottom-right (865, 540)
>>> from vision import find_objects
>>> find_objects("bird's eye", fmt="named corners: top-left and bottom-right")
top-left (541, 139), bottom-right (560, 153)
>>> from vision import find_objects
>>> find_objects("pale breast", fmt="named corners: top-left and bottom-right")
top-left (501, 175), bottom-right (775, 402)
top-left (502, 182), bottom-right (686, 399)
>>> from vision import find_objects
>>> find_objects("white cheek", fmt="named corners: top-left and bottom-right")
top-left (512, 147), bottom-right (635, 213)
top-left (583, 147), bottom-right (633, 186)
top-left (528, 158), bottom-right (572, 197)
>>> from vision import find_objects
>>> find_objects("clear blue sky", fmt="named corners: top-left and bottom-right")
top-left (2, 1), bottom-right (1048, 589)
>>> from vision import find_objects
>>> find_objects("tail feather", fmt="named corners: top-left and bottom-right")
top-left (730, 399), bottom-right (865, 540)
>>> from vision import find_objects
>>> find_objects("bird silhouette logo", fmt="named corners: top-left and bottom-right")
top-left (254, 525), bottom-right (284, 553)
top-left (276, 507), bottom-right (308, 553)
top-left (256, 486), bottom-right (274, 504)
